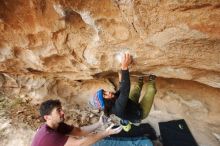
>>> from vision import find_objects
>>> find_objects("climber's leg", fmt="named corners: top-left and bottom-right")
top-left (140, 75), bottom-right (157, 119)
top-left (129, 77), bottom-right (144, 103)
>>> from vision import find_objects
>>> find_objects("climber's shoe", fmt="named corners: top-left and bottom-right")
top-left (138, 76), bottom-right (144, 84)
top-left (148, 74), bottom-right (156, 81)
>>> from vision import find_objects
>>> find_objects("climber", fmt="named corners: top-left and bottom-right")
top-left (31, 99), bottom-right (122, 146)
top-left (89, 53), bottom-right (157, 132)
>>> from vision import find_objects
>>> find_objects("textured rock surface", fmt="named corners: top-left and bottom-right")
top-left (0, 0), bottom-right (220, 87)
top-left (0, 0), bottom-right (220, 146)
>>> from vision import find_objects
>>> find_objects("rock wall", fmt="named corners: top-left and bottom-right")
top-left (0, 0), bottom-right (220, 87)
top-left (0, 0), bottom-right (220, 146)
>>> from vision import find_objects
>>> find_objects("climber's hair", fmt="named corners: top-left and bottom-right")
top-left (39, 99), bottom-right (61, 118)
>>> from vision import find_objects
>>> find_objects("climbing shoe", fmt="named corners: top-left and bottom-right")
top-left (148, 74), bottom-right (156, 81)
top-left (138, 76), bottom-right (144, 84)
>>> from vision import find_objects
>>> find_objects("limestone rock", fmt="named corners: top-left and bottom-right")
top-left (0, 0), bottom-right (219, 88)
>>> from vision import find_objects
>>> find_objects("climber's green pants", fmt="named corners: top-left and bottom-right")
top-left (129, 80), bottom-right (157, 119)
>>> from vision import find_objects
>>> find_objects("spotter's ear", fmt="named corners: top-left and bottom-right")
top-left (44, 115), bottom-right (50, 121)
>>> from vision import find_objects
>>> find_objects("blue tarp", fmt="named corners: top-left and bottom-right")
top-left (93, 137), bottom-right (153, 146)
